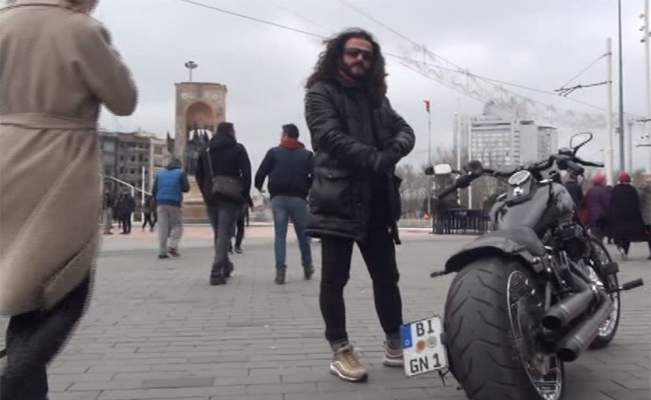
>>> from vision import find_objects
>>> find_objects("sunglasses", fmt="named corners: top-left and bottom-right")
top-left (344, 48), bottom-right (373, 60)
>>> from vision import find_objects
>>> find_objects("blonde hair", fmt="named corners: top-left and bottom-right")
top-left (5, 0), bottom-right (98, 12)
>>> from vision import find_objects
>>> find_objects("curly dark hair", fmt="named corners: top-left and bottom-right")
top-left (305, 28), bottom-right (387, 103)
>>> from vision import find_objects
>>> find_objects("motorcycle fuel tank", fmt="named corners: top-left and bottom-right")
top-left (492, 181), bottom-right (575, 234)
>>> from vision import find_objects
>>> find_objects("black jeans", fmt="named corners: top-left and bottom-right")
top-left (142, 212), bottom-right (157, 230)
top-left (206, 202), bottom-right (239, 276)
top-left (319, 220), bottom-right (403, 344)
top-left (121, 213), bottom-right (132, 233)
top-left (234, 212), bottom-right (245, 248)
top-left (1, 275), bottom-right (91, 400)
top-left (616, 239), bottom-right (631, 255)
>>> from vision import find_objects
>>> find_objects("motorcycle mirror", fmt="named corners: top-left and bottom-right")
top-left (432, 164), bottom-right (453, 175)
top-left (570, 132), bottom-right (592, 153)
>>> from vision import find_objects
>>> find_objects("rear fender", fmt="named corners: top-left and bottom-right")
top-left (445, 228), bottom-right (547, 274)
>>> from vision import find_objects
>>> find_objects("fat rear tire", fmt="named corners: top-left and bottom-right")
top-left (444, 257), bottom-right (565, 400)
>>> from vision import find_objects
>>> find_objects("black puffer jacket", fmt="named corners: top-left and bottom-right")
top-left (304, 79), bottom-right (415, 242)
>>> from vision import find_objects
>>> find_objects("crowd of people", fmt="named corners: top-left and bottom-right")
top-left (125, 27), bottom-right (414, 384)
top-left (100, 188), bottom-right (140, 235)
top-left (0, 0), bottom-right (415, 396)
top-left (2, 0), bottom-right (648, 399)
top-left (565, 171), bottom-right (651, 259)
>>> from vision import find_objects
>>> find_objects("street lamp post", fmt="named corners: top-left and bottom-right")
top-left (606, 38), bottom-right (616, 185)
top-left (184, 61), bottom-right (197, 82)
top-left (641, 0), bottom-right (651, 172)
top-left (618, 0), bottom-right (626, 172)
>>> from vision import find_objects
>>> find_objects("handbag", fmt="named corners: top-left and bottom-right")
top-left (206, 148), bottom-right (243, 201)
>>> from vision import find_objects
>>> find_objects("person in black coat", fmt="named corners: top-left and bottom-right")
top-left (564, 170), bottom-right (583, 212)
top-left (303, 28), bottom-right (415, 382)
top-left (118, 190), bottom-right (136, 234)
top-left (609, 172), bottom-right (647, 259)
top-left (195, 122), bottom-right (253, 285)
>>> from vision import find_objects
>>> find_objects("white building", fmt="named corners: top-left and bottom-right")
top-left (454, 103), bottom-right (558, 168)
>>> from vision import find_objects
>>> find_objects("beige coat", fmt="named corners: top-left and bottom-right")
top-left (0, 0), bottom-right (137, 316)
top-left (640, 181), bottom-right (651, 226)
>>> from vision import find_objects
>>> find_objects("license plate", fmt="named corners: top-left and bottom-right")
top-left (401, 315), bottom-right (448, 377)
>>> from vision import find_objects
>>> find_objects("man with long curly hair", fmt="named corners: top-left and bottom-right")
top-left (304, 28), bottom-right (415, 382)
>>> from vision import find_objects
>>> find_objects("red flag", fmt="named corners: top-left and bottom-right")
top-left (424, 100), bottom-right (430, 113)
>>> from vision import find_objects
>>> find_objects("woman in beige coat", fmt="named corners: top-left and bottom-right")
top-left (640, 173), bottom-right (651, 259)
top-left (0, 0), bottom-right (137, 398)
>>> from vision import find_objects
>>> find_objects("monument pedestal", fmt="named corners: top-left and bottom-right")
top-left (173, 82), bottom-right (227, 224)
top-left (183, 177), bottom-right (209, 223)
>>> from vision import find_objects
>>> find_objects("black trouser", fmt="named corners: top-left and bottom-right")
top-left (234, 213), bottom-right (245, 248)
top-left (142, 212), bottom-right (157, 230)
top-left (121, 213), bottom-right (132, 233)
top-left (319, 203), bottom-right (402, 345)
top-left (1, 276), bottom-right (91, 400)
top-left (207, 203), bottom-right (239, 276)
top-left (616, 239), bottom-right (631, 255)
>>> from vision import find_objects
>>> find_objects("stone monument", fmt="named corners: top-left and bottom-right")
top-left (174, 82), bottom-right (227, 223)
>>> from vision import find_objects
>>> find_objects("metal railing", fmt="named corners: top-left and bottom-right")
top-left (433, 209), bottom-right (490, 235)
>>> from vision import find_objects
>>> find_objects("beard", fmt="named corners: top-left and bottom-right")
top-left (338, 59), bottom-right (370, 81)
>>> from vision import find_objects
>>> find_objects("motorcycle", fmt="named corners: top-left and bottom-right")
top-left (400, 132), bottom-right (644, 400)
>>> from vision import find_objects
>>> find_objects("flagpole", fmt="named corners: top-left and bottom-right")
top-left (428, 103), bottom-right (432, 166)
top-left (426, 100), bottom-right (432, 217)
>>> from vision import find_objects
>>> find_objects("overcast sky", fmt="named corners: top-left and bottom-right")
top-left (88, 0), bottom-right (650, 171)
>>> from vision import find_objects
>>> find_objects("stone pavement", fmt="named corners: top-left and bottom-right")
top-left (98, 225), bottom-right (430, 253)
top-left (2, 232), bottom-right (650, 400)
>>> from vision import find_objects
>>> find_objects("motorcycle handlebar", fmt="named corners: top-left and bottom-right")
top-left (436, 153), bottom-right (604, 200)
top-left (575, 157), bottom-right (604, 168)
top-left (562, 159), bottom-right (584, 175)
top-left (437, 183), bottom-right (460, 200)
top-left (436, 174), bottom-right (474, 200)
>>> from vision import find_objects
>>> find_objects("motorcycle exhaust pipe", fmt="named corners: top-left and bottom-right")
top-left (556, 292), bottom-right (614, 362)
top-left (542, 288), bottom-right (596, 331)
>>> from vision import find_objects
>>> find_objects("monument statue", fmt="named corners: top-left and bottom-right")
top-left (174, 82), bottom-right (227, 222)
top-left (184, 125), bottom-right (211, 176)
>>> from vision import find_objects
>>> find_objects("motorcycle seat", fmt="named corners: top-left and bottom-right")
top-left (480, 226), bottom-right (546, 257)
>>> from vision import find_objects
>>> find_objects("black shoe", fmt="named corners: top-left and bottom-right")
top-left (158, 254), bottom-right (169, 259)
top-left (275, 268), bottom-right (286, 285)
top-left (224, 261), bottom-right (234, 278)
top-left (168, 248), bottom-right (180, 257)
top-left (304, 267), bottom-right (315, 280)
top-left (210, 274), bottom-right (226, 285)
top-left (234, 246), bottom-right (243, 254)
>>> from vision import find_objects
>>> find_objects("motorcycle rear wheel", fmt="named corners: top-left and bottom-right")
top-left (444, 257), bottom-right (565, 400)
top-left (588, 237), bottom-right (621, 349)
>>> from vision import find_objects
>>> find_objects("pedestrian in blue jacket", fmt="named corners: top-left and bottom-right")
top-left (152, 158), bottom-right (190, 258)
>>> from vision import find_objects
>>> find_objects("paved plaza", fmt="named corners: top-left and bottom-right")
top-left (2, 226), bottom-right (650, 400)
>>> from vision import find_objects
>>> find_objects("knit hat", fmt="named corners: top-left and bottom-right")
top-left (619, 172), bottom-right (631, 183)
top-left (593, 174), bottom-right (605, 185)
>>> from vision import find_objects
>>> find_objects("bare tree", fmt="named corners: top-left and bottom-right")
top-left (396, 163), bottom-right (429, 214)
